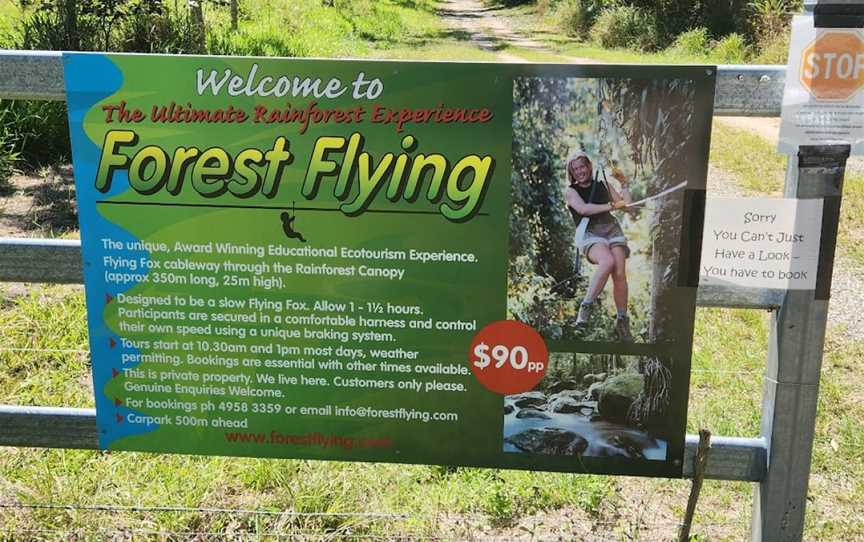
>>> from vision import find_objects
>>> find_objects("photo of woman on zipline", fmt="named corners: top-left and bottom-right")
top-left (564, 152), bottom-right (633, 341)
top-left (509, 76), bottom-right (699, 345)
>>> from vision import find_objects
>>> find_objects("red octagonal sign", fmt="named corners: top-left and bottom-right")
top-left (800, 30), bottom-right (864, 101)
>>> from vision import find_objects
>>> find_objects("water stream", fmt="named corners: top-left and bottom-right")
top-left (503, 409), bottom-right (667, 460)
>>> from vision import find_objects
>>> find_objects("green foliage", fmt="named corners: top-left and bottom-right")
top-left (0, 286), bottom-right (89, 406)
top-left (663, 27), bottom-right (756, 65)
top-left (118, 5), bottom-right (206, 54)
top-left (510, 77), bottom-right (573, 282)
top-left (553, 0), bottom-right (601, 40)
top-left (542, 352), bottom-right (616, 389)
top-left (753, 27), bottom-right (790, 64)
top-left (536, 0), bottom-right (560, 15)
top-left (0, 100), bottom-right (69, 168)
top-left (749, 0), bottom-right (794, 44)
top-left (709, 33), bottom-right (750, 64)
top-left (616, 0), bottom-right (698, 45)
top-left (15, 0), bottom-right (165, 51)
top-left (9, 0), bottom-right (188, 170)
top-left (208, 22), bottom-right (320, 57)
top-left (0, 124), bottom-right (18, 192)
top-left (690, 307), bottom-right (766, 436)
top-left (616, 0), bottom-right (755, 45)
top-left (0, 99), bottom-right (31, 189)
top-left (590, 5), bottom-right (658, 51)
top-left (448, 468), bottom-right (611, 525)
top-left (669, 26), bottom-right (710, 58)
top-left (332, 0), bottom-right (406, 44)
top-left (570, 0), bottom-right (797, 50)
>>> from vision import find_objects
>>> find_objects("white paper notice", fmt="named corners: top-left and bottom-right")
top-left (778, 15), bottom-right (864, 154)
top-left (700, 198), bottom-right (824, 290)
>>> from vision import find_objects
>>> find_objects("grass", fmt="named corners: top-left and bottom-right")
top-left (689, 308), bottom-right (765, 437)
top-left (0, 286), bottom-right (89, 406)
top-left (838, 178), bottom-right (864, 267)
top-left (204, 0), bottom-right (450, 59)
top-left (709, 122), bottom-right (787, 196)
top-left (0, 0), bottom-right (19, 46)
top-left (225, 0), bottom-right (504, 63)
top-left (502, 40), bottom-right (721, 65)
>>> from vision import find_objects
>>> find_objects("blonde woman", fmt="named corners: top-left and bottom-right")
top-left (563, 152), bottom-right (633, 341)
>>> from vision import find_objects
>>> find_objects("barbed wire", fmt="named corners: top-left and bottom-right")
top-left (690, 368), bottom-right (761, 374)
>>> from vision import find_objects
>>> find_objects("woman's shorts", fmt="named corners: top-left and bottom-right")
top-left (577, 221), bottom-right (630, 260)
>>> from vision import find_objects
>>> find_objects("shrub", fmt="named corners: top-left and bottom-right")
top-left (208, 24), bottom-right (312, 58)
top-left (590, 5), bottom-right (658, 51)
top-left (554, 0), bottom-right (602, 40)
top-left (18, 6), bottom-right (101, 51)
top-left (119, 4), bottom-right (205, 54)
top-left (754, 29), bottom-right (790, 64)
top-left (709, 33), bottom-right (750, 64)
top-left (0, 115), bottom-right (20, 192)
top-left (345, 1), bottom-right (405, 44)
top-left (749, 0), bottom-right (793, 44)
top-left (537, 0), bottom-right (562, 16)
top-left (15, 0), bottom-right (210, 53)
top-left (0, 100), bottom-right (70, 168)
top-left (669, 26), bottom-right (710, 58)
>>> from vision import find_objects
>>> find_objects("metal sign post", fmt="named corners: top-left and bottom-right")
top-left (751, 145), bottom-right (848, 541)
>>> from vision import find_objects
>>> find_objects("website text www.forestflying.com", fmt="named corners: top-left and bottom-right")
top-left (224, 406), bottom-right (459, 449)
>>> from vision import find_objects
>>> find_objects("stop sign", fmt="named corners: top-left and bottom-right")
top-left (800, 31), bottom-right (864, 100)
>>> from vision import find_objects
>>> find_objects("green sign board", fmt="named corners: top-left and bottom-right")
top-left (65, 53), bottom-right (714, 477)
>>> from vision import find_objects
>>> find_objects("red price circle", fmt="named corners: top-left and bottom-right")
top-left (468, 320), bottom-right (548, 395)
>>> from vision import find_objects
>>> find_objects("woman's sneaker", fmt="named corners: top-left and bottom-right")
top-left (575, 302), bottom-right (594, 326)
top-left (615, 315), bottom-right (633, 341)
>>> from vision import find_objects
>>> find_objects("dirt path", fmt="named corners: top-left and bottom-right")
top-left (437, 0), bottom-right (540, 62)
top-left (0, 165), bottom-right (77, 239)
top-left (437, 0), bottom-right (595, 63)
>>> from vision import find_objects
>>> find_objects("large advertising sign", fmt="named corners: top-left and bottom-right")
top-left (64, 53), bottom-right (714, 477)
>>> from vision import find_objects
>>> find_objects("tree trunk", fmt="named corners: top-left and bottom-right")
top-left (190, 0), bottom-right (205, 46)
top-left (64, 0), bottom-right (80, 51)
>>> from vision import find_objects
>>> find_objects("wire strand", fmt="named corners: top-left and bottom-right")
top-left (0, 502), bottom-right (406, 518)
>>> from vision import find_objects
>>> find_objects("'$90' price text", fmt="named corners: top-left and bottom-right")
top-left (472, 343), bottom-right (546, 373)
